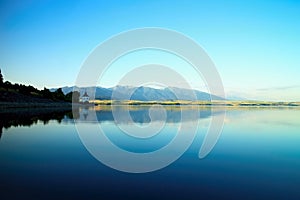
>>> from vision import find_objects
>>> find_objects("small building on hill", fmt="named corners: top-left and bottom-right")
top-left (80, 91), bottom-right (90, 103)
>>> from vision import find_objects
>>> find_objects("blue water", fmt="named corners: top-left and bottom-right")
top-left (1, 107), bottom-right (300, 199)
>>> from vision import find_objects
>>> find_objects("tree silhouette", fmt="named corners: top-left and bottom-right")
top-left (65, 91), bottom-right (80, 103)
top-left (53, 88), bottom-right (65, 100)
top-left (0, 69), bottom-right (76, 103)
top-left (0, 69), bottom-right (3, 86)
top-left (41, 87), bottom-right (53, 99)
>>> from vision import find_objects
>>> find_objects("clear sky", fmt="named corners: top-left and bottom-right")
top-left (0, 0), bottom-right (299, 101)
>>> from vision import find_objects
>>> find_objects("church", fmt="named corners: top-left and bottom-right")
top-left (80, 91), bottom-right (90, 103)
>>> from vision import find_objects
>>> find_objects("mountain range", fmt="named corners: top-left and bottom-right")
top-left (50, 86), bottom-right (225, 101)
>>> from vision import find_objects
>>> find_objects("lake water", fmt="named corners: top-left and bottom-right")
top-left (1, 106), bottom-right (300, 199)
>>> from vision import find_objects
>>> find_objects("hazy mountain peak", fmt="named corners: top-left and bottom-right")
top-left (51, 85), bottom-right (226, 101)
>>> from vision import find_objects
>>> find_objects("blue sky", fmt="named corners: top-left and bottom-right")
top-left (0, 0), bottom-right (300, 100)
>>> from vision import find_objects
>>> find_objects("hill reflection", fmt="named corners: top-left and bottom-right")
top-left (91, 106), bottom-right (214, 124)
top-left (0, 106), bottom-right (217, 138)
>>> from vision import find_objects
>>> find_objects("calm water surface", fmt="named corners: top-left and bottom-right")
top-left (1, 107), bottom-right (300, 199)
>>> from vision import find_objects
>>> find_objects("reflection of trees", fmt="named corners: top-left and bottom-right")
top-left (0, 108), bottom-right (80, 136)
top-left (0, 106), bottom-right (216, 138)
top-left (69, 108), bottom-right (80, 119)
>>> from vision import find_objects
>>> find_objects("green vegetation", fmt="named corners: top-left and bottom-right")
top-left (0, 69), bottom-right (79, 104)
top-left (91, 99), bottom-right (300, 107)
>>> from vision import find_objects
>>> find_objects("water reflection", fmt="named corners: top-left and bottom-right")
top-left (0, 106), bottom-right (213, 132)
top-left (2, 105), bottom-right (298, 133)
top-left (0, 105), bottom-right (216, 144)
top-left (0, 108), bottom-right (75, 136)
top-left (1, 107), bottom-right (300, 199)
top-left (79, 106), bottom-right (214, 123)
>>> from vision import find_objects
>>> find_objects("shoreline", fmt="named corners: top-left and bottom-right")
top-left (1, 100), bottom-right (299, 109)
top-left (0, 102), bottom-right (73, 109)
top-left (91, 100), bottom-right (300, 107)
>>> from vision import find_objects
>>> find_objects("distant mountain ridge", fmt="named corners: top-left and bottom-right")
top-left (50, 86), bottom-right (225, 101)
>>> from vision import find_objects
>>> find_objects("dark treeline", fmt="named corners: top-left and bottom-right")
top-left (0, 69), bottom-right (79, 103)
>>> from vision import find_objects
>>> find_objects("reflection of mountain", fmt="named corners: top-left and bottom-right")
top-left (0, 106), bottom-right (220, 138)
top-left (0, 108), bottom-right (76, 136)
top-left (77, 106), bottom-right (219, 124)
top-left (52, 86), bottom-right (225, 101)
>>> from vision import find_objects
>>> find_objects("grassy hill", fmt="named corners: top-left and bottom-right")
top-left (0, 69), bottom-right (80, 108)
top-left (0, 88), bottom-right (73, 108)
